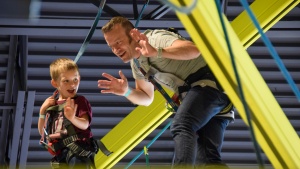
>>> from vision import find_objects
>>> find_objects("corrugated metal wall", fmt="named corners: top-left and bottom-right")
top-left (0, 0), bottom-right (299, 168)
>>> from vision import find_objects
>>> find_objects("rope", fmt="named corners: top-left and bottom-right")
top-left (74, 0), bottom-right (106, 63)
top-left (135, 0), bottom-right (149, 28)
top-left (239, 0), bottom-right (300, 101)
top-left (125, 120), bottom-right (172, 169)
top-left (144, 146), bottom-right (150, 168)
top-left (214, 0), bottom-right (264, 168)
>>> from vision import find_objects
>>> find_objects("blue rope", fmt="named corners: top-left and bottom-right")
top-left (215, 0), bottom-right (264, 168)
top-left (135, 0), bottom-right (149, 28)
top-left (74, 0), bottom-right (106, 63)
top-left (125, 120), bottom-right (172, 169)
top-left (239, 0), bottom-right (300, 101)
top-left (144, 146), bottom-right (150, 168)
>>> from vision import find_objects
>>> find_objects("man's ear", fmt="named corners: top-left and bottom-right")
top-left (51, 79), bottom-right (58, 88)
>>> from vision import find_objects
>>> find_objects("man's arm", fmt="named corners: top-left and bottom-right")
top-left (125, 78), bottom-right (154, 106)
top-left (137, 39), bottom-right (200, 60)
top-left (131, 28), bottom-right (200, 60)
top-left (159, 39), bottom-right (200, 60)
top-left (98, 70), bottom-right (154, 106)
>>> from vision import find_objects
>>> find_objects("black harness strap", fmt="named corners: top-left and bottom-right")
top-left (134, 59), bottom-right (179, 112)
top-left (46, 103), bottom-right (65, 112)
top-left (96, 140), bottom-right (113, 156)
top-left (44, 96), bottom-right (98, 158)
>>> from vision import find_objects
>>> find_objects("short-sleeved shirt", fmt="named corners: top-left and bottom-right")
top-left (56, 95), bottom-right (93, 139)
top-left (130, 29), bottom-right (207, 81)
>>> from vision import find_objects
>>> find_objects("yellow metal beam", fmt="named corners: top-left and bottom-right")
top-left (231, 0), bottom-right (300, 48)
top-left (173, 0), bottom-right (300, 168)
top-left (94, 90), bottom-right (173, 169)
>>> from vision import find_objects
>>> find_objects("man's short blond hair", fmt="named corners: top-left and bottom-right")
top-left (101, 16), bottom-right (134, 39)
top-left (49, 58), bottom-right (79, 81)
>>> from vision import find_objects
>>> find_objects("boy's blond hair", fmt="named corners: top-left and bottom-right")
top-left (49, 58), bottom-right (79, 81)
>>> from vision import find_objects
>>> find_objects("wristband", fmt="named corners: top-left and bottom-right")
top-left (39, 114), bottom-right (45, 119)
top-left (124, 87), bottom-right (132, 97)
top-left (156, 47), bottom-right (163, 58)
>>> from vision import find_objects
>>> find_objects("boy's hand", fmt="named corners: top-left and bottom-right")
top-left (64, 97), bottom-right (78, 121)
top-left (40, 90), bottom-right (58, 114)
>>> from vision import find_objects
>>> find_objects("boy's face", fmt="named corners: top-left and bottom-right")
top-left (51, 69), bottom-right (80, 100)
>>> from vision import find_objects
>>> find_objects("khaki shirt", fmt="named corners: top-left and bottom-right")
top-left (130, 29), bottom-right (207, 81)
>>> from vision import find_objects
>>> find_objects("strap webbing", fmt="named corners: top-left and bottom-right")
top-left (144, 146), bottom-right (150, 168)
top-left (96, 140), bottom-right (113, 156)
top-left (74, 0), bottom-right (106, 63)
top-left (133, 55), bottom-right (178, 112)
top-left (45, 103), bottom-right (65, 113)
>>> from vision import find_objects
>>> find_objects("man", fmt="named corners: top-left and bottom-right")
top-left (98, 16), bottom-right (233, 168)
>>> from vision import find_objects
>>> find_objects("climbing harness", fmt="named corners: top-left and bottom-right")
top-left (39, 95), bottom-right (98, 169)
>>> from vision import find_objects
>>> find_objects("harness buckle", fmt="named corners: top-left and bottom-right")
top-left (40, 140), bottom-right (56, 155)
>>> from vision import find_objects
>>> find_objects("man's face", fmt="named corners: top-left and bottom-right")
top-left (104, 24), bottom-right (137, 63)
top-left (52, 69), bottom-right (80, 100)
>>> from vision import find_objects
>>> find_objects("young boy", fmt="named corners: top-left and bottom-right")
top-left (38, 58), bottom-right (97, 169)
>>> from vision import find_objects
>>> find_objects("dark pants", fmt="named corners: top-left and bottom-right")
top-left (170, 86), bottom-right (230, 168)
top-left (50, 149), bottom-right (95, 169)
top-left (68, 153), bottom-right (95, 169)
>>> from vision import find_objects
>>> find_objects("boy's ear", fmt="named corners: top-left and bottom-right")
top-left (51, 79), bottom-right (58, 88)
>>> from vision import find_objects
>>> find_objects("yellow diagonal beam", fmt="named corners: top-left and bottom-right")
top-left (231, 0), bottom-right (300, 48)
top-left (94, 90), bottom-right (173, 169)
top-left (173, 0), bottom-right (300, 168)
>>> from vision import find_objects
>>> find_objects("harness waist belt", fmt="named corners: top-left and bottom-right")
top-left (178, 79), bottom-right (218, 102)
top-left (191, 79), bottom-right (218, 90)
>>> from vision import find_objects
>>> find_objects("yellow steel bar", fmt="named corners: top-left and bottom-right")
top-left (94, 90), bottom-right (173, 169)
top-left (231, 0), bottom-right (300, 48)
top-left (172, 0), bottom-right (300, 168)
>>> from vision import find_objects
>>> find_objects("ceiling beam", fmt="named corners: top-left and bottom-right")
top-left (0, 19), bottom-right (187, 36)
top-left (143, 4), bottom-right (172, 19)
